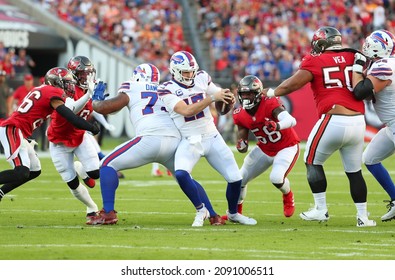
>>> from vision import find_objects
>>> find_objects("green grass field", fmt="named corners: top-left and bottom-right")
top-left (0, 136), bottom-right (395, 260)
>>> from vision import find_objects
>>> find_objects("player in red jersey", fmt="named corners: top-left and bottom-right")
top-left (222, 75), bottom-right (299, 220)
top-left (262, 26), bottom-right (375, 227)
top-left (47, 56), bottom-right (104, 225)
top-left (0, 67), bottom-right (100, 201)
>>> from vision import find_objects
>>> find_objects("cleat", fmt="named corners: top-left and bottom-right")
top-left (117, 171), bottom-right (125, 179)
top-left (381, 200), bottom-right (395, 222)
top-left (192, 205), bottom-right (209, 227)
top-left (209, 215), bottom-right (226, 225)
top-left (357, 214), bottom-right (376, 227)
top-left (86, 212), bottom-right (103, 225)
top-left (152, 169), bottom-right (164, 177)
top-left (300, 206), bottom-right (329, 221)
top-left (83, 177), bottom-right (95, 188)
top-left (283, 191), bottom-right (295, 217)
top-left (227, 211), bottom-right (257, 225)
top-left (166, 169), bottom-right (172, 176)
top-left (221, 203), bottom-right (243, 221)
top-left (99, 208), bottom-right (118, 225)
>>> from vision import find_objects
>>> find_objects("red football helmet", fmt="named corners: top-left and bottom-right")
top-left (45, 67), bottom-right (76, 96)
top-left (67, 55), bottom-right (96, 89)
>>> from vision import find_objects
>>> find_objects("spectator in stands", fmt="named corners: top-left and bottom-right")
top-left (14, 49), bottom-right (36, 75)
top-left (0, 70), bottom-right (12, 120)
top-left (12, 74), bottom-right (34, 108)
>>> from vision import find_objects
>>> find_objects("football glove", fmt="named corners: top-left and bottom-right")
top-left (90, 121), bottom-right (101, 135)
top-left (92, 81), bottom-right (108, 101)
top-left (236, 139), bottom-right (248, 153)
top-left (353, 52), bottom-right (367, 74)
top-left (264, 119), bottom-right (279, 132)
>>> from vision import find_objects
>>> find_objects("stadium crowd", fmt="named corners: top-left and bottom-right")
top-left (32, 0), bottom-right (394, 84)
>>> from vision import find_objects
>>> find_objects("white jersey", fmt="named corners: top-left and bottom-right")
top-left (118, 81), bottom-right (180, 138)
top-left (367, 57), bottom-right (395, 125)
top-left (158, 70), bottom-right (220, 137)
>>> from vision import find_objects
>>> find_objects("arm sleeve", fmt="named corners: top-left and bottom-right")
top-left (277, 110), bottom-right (296, 130)
top-left (55, 104), bottom-right (95, 132)
top-left (64, 93), bottom-right (90, 113)
top-left (92, 111), bottom-right (110, 127)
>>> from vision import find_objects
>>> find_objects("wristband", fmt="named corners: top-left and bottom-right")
top-left (267, 88), bottom-right (275, 97)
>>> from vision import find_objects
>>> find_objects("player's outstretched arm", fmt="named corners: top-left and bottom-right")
top-left (92, 92), bottom-right (129, 115)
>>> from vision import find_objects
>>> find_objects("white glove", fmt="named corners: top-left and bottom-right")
top-left (353, 53), bottom-right (367, 74)
top-left (104, 124), bottom-right (116, 131)
top-left (86, 73), bottom-right (96, 97)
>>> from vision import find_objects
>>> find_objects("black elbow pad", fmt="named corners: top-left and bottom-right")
top-left (353, 79), bottom-right (374, 100)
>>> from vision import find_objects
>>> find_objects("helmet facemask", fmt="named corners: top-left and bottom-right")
top-left (169, 51), bottom-right (199, 86)
top-left (237, 75), bottom-right (263, 110)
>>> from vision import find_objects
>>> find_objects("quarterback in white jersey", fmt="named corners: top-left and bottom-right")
top-left (159, 50), bottom-right (257, 225)
top-left (91, 63), bottom-right (230, 226)
top-left (352, 29), bottom-right (395, 222)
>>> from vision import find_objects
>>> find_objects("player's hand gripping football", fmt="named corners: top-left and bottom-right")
top-left (211, 88), bottom-right (235, 104)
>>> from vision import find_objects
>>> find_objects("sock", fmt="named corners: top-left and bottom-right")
top-left (70, 184), bottom-right (98, 213)
top-left (313, 192), bottom-right (327, 209)
top-left (152, 162), bottom-right (159, 172)
top-left (98, 152), bottom-right (106, 160)
top-left (100, 166), bottom-right (119, 212)
top-left (366, 163), bottom-right (395, 200)
top-left (278, 178), bottom-right (291, 194)
top-left (226, 180), bottom-right (242, 214)
top-left (175, 170), bottom-right (202, 208)
top-left (355, 202), bottom-right (368, 217)
top-left (194, 180), bottom-right (216, 217)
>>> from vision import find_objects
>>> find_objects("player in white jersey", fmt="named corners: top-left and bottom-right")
top-left (158, 51), bottom-right (257, 226)
top-left (352, 29), bottom-right (395, 222)
top-left (90, 63), bottom-right (231, 226)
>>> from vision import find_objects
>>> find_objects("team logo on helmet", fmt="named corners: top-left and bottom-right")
top-left (134, 65), bottom-right (147, 75)
top-left (171, 54), bottom-right (185, 64)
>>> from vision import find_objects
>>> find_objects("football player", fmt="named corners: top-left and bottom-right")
top-left (0, 67), bottom-right (100, 201)
top-left (352, 30), bottom-right (395, 222)
top-left (91, 63), bottom-right (230, 226)
top-left (158, 51), bottom-right (257, 226)
top-left (222, 75), bottom-right (299, 220)
top-left (262, 26), bottom-right (376, 227)
top-left (47, 56), bottom-right (104, 225)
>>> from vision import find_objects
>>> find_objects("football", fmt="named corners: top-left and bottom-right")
top-left (215, 100), bottom-right (233, 115)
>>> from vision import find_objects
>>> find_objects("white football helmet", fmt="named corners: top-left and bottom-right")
top-left (169, 51), bottom-right (199, 86)
top-left (130, 63), bottom-right (160, 84)
top-left (362, 30), bottom-right (395, 59)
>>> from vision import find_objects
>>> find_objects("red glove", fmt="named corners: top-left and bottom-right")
top-left (264, 119), bottom-right (279, 132)
top-left (236, 139), bottom-right (248, 153)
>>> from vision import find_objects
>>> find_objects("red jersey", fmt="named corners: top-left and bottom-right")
top-left (0, 84), bottom-right (65, 137)
top-left (13, 85), bottom-right (33, 106)
top-left (47, 86), bottom-right (93, 147)
top-left (233, 97), bottom-right (300, 157)
top-left (300, 50), bottom-right (365, 116)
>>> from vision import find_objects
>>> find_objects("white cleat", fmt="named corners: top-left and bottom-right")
top-left (381, 200), bottom-right (395, 222)
top-left (357, 215), bottom-right (376, 227)
top-left (192, 205), bottom-right (209, 227)
top-left (300, 206), bottom-right (329, 221)
top-left (227, 211), bottom-right (257, 225)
